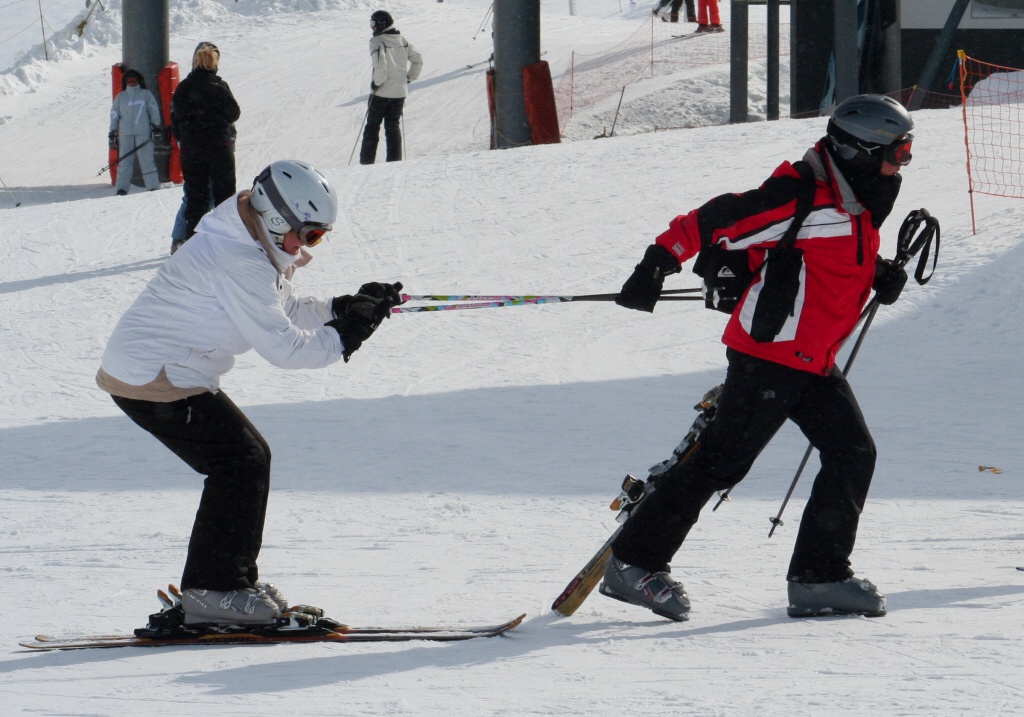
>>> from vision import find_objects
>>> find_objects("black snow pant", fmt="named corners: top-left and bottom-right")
top-left (111, 391), bottom-right (271, 591)
top-left (360, 95), bottom-right (405, 165)
top-left (612, 348), bottom-right (877, 584)
top-left (672, 0), bottom-right (696, 20)
top-left (180, 140), bottom-right (236, 239)
top-left (659, 0), bottom-right (695, 20)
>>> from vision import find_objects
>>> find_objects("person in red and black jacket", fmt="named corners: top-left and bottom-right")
top-left (600, 94), bottom-right (914, 622)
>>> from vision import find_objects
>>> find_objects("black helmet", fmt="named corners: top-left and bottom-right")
top-left (370, 10), bottom-right (393, 35)
top-left (121, 69), bottom-right (145, 90)
top-left (827, 94), bottom-right (915, 170)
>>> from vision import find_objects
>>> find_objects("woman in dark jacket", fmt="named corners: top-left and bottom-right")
top-left (171, 42), bottom-right (241, 244)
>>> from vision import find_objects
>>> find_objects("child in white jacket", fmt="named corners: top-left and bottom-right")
top-left (108, 69), bottom-right (163, 195)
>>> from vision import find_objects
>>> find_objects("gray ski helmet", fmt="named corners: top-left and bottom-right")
top-left (250, 160), bottom-right (338, 241)
top-left (194, 41), bottom-right (220, 60)
top-left (371, 10), bottom-right (393, 34)
top-left (827, 94), bottom-right (914, 169)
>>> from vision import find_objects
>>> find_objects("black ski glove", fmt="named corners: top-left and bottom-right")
top-left (327, 282), bottom-right (404, 362)
top-left (356, 281), bottom-right (405, 309)
top-left (108, 131), bottom-right (118, 150)
top-left (615, 244), bottom-right (681, 313)
top-left (152, 124), bottom-right (164, 142)
top-left (873, 257), bottom-right (908, 306)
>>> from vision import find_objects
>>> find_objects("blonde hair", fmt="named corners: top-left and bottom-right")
top-left (193, 47), bottom-right (219, 72)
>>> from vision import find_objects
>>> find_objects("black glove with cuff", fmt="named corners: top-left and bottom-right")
top-left (873, 257), bottom-right (908, 306)
top-left (356, 281), bottom-right (405, 308)
top-left (327, 282), bottom-right (404, 362)
top-left (108, 131), bottom-right (118, 150)
top-left (615, 243), bottom-right (681, 313)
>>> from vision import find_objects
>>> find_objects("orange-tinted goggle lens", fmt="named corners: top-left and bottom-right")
top-left (298, 224), bottom-right (330, 247)
top-left (885, 135), bottom-right (913, 166)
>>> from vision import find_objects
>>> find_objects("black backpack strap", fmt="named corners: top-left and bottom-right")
top-left (778, 161), bottom-right (817, 249)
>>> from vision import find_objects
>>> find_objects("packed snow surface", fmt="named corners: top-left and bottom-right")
top-left (1, 1), bottom-right (1022, 715)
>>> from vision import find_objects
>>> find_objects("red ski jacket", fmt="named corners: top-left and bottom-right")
top-left (655, 142), bottom-right (881, 375)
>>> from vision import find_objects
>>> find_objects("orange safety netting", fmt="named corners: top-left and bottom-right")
top-left (959, 51), bottom-right (1024, 232)
top-left (553, 16), bottom-right (790, 133)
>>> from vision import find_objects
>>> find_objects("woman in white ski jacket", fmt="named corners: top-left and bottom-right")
top-left (359, 10), bottom-right (423, 164)
top-left (97, 160), bottom-right (405, 628)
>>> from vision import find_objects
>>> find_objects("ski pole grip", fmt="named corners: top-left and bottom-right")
top-left (893, 208), bottom-right (940, 285)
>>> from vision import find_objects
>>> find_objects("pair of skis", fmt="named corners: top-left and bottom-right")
top-left (22, 384), bottom-right (720, 649)
top-left (20, 584), bottom-right (525, 651)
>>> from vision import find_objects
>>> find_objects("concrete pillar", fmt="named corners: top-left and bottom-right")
top-left (833, 0), bottom-right (859, 104)
top-left (492, 0), bottom-right (541, 149)
top-left (790, 0), bottom-right (834, 116)
top-left (729, 0), bottom-right (749, 124)
top-left (122, 0), bottom-right (170, 183)
top-left (122, 0), bottom-right (169, 101)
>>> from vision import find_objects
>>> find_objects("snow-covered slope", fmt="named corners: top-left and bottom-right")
top-left (1, 2), bottom-right (1022, 715)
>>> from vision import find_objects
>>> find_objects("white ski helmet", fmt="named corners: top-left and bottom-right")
top-left (827, 94), bottom-right (915, 170)
top-left (250, 160), bottom-right (338, 246)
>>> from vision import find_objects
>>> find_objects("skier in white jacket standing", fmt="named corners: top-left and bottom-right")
top-left (108, 69), bottom-right (163, 195)
top-left (359, 10), bottom-right (423, 165)
top-left (97, 160), bottom-right (406, 627)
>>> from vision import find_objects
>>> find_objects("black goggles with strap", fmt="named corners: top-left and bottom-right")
top-left (255, 167), bottom-right (332, 247)
top-left (884, 133), bottom-right (914, 167)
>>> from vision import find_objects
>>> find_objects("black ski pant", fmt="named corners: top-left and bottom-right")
top-left (658, 0), bottom-right (696, 19)
top-left (111, 391), bottom-right (271, 591)
top-left (360, 95), bottom-right (405, 165)
top-left (612, 349), bottom-right (876, 584)
top-left (180, 140), bottom-right (236, 239)
top-left (673, 0), bottom-right (696, 19)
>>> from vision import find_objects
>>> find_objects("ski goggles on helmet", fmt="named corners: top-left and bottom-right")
top-left (255, 166), bottom-right (333, 247)
top-left (264, 220), bottom-right (330, 248)
top-left (295, 222), bottom-right (330, 247)
top-left (884, 133), bottom-right (914, 166)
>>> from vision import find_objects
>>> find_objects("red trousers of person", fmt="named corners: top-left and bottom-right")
top-left (698, 0), bottom-right (721, 26)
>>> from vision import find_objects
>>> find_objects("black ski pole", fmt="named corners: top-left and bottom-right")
top-left (349, 90), bottom-right (375, 166)
top-left (472, 3), bottom-right (493, 41)
top-left (712, 209), bottom-right (940, 533)
top-left (97, 138), bottom-right (153, 177)
top-left (0, 174), bottom-right (23, 207)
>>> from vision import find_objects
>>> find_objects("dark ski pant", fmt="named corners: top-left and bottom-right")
top-left (612, 349), bottom-right (876, 584)
top-left (658, 0), bottom-right (695, 19)
top-left (180, 140), bottom-right (236, 239)
top-left (360, 95), bottom-right (405, 165)
top-left (111, 391), bottom-right (271, 591)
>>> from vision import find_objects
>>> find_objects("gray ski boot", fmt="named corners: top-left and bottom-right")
top-left (600, 558), bottom-right (691, 621)
top-left (180, 587), bottom-right (281, 626)
top-left (254, 581), bottom-right (289, 611)
top-left (787, 577), bottom-right (886, 617)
